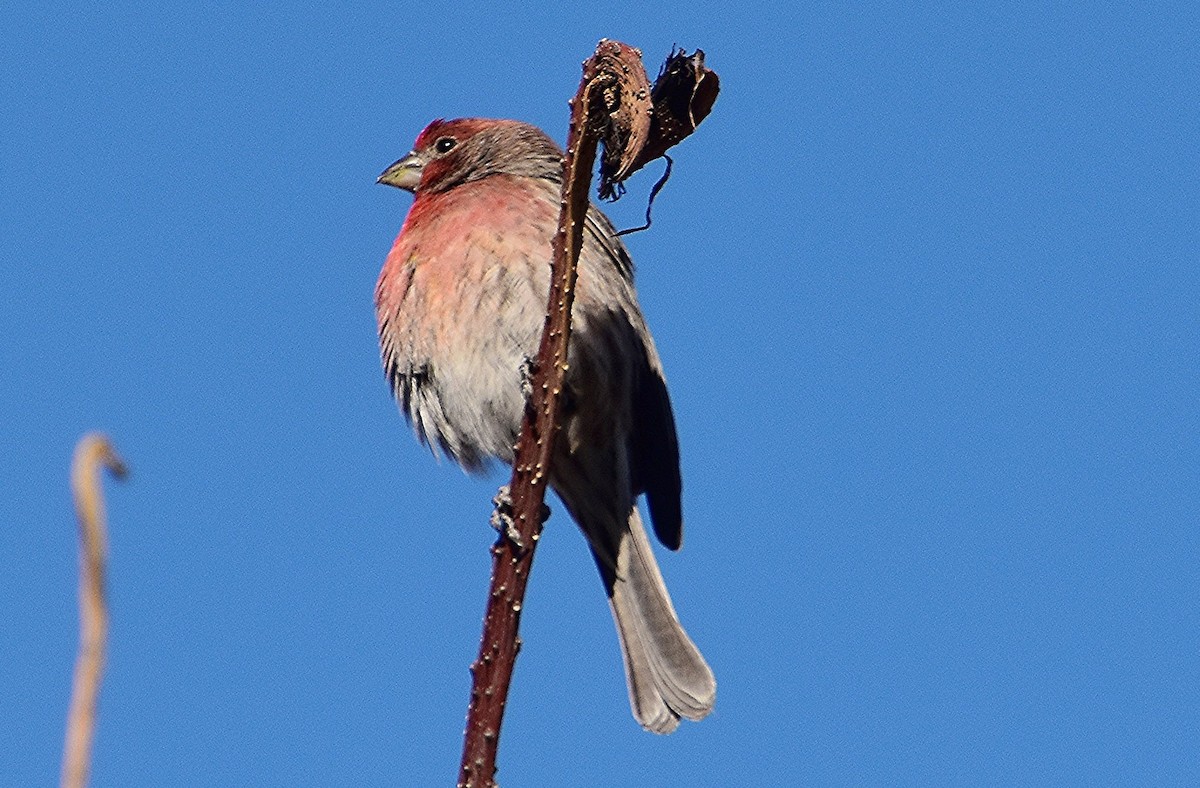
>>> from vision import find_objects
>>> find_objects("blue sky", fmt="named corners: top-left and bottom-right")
top-left (3, 2), bottom-right (1197, 785)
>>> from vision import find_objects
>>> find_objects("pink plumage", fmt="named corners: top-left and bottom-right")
top-left (376, 118), bottom-right (715, 732)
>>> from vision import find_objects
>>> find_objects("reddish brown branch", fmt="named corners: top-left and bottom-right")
top-left (456, 40), bottom-right (717, 788)
top-left (62, 433), bottom-right (127, 788)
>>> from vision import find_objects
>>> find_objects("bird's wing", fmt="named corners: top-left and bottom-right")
top-left (631, 361), bottom-right (683, 550)
top-left (584, 202), bottom-right (683, 550)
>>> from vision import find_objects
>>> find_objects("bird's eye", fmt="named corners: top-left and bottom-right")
top-left (434, 137), bottom-right (457, 154)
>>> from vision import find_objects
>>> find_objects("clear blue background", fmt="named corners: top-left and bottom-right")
top-left (3, 2), bottom-right (1197, 785)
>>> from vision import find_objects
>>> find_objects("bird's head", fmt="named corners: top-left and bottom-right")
top-left (377, 118), bottom-right (563, 194)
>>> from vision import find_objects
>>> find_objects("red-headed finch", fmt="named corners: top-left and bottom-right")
top-left (375, 118), bottom-right (715, 733)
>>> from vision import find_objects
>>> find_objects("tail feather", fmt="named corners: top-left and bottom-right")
top-left (608, 510), bottom-right (716, 733)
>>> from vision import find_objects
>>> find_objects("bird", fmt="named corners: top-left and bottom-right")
top-left (374, 117), bottom-right (715, 733)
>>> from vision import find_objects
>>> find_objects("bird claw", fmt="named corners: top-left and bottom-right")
top-left (490, 484), bottom-right (550, 552)
top-left (519, 356), bottom-right (537, 400)
top-left (490, 485), bottom-right (525, 550)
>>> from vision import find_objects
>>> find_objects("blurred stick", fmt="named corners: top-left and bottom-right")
top-left (62, 433), bottom-right (126, 788)
top-left (457, 40), bottom-right (718, 788)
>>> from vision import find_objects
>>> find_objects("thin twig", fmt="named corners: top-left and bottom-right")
top-left (62, 433), bottom-right (126, 788)
top-left (456, 41), bottom-right (643, 788)
top-left (456, 40), bottom-right (717, 787)
top-left (615, 155), bottom-right (673, 236)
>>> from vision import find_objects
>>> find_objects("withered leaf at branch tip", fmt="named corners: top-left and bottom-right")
top-left (586, 40), bottom-right (653, 200)
top-left (598, 46), bottom-right (720, 200)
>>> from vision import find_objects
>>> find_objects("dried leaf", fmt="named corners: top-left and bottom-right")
top-left (588, 40), bottom-right (653, 199)
top-left (599, 47), bottom-right (720, 198)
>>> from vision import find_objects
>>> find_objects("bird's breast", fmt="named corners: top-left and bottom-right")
top-left (375, 176), bottom-right (559, 467)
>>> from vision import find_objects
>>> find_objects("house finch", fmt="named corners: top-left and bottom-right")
top-left (375, 118), bottom-right (715, 733)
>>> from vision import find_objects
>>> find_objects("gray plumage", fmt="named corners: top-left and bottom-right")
top-left (376, 118), bottom-right (715, 732)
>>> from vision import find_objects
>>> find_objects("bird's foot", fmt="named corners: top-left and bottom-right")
top-left (519, 356), bottom-right (537, 400)
top-left (490, 485), bottom-right (550, 552)
top-left (490, 485), bottom-right (525, 550)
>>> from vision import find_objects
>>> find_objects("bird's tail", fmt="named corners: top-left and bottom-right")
top-left (604, 509), bottom-right (716, 733)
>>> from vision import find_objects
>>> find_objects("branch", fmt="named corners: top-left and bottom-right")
top-left (456, 40), bottom-right (718, 788)
top-left (62, 433), bottom-right (126, 788)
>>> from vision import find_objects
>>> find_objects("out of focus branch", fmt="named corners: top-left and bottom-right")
top-left (456, 40), bottom-right (718, 788)
top-left (62, 433), bottom-right (126, 788)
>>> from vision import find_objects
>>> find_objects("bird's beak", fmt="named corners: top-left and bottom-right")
top-left (377, 151), bottom-right (425, 192)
